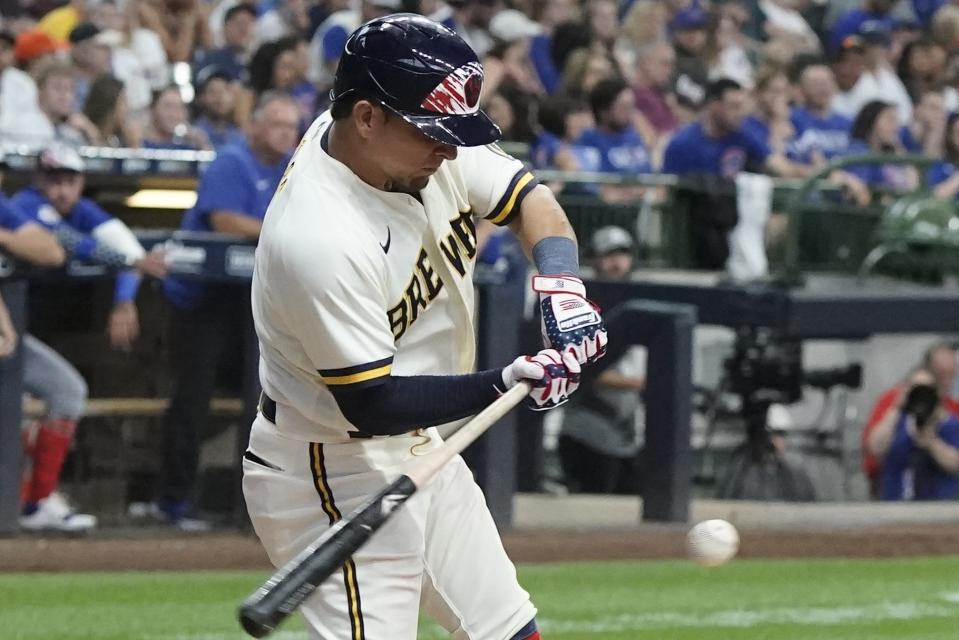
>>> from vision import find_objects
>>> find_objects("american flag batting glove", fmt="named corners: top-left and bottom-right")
top-left (501, 349), bottom-right (581, 411)
top-left (532, 275), bottom-right (608, 365)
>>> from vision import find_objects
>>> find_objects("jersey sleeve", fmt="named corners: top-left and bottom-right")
top-left (278, 183), bottom-right (396, 391)
top-left (71, 199), bottom-right (112, 232)
top-left (322, 25), bottom-right (349, 62)
top-left (743, 128), bottom-right (772, 166)
top-left (0, 199), bottom-right (30, 231)
top-left (194, 153), bottom-right (254, 223)
top-left (661, 135), bottom-right (687, 174)
top-left (287, 248), bottom-right (395, 390)
top-left (458, 143), bottom-right (539, 227)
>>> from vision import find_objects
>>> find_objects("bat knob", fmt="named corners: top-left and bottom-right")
top-left (238, 604), bottom-right (276, 638)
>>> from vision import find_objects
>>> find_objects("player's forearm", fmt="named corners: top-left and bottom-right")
top-left (5, 225), bottom-right (66, 267)
top-left (330, 370), bottom-right (504, 435)
top-left (933, 172), bottom-right (959, 200)
top-left (509, 185), bottom-right (577, 270)
top-left (766, 154), bottom-right (806, 178)
top-left (210, 211), bottom-right (263, 239)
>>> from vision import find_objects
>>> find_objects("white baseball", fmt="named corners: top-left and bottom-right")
top-left (686, 519), bottom-right (740, 567)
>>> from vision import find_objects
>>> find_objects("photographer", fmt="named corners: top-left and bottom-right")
top-left (862, 342), bottom-right (959, 496)
top-left (877, 371), bottom-right (959, 501)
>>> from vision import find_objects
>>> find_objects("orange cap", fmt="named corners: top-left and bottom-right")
top-left (14, 31), bottom-right (66, 64)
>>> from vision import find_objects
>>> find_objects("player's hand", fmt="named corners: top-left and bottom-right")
top-left (501, 348), bottom-right (581, 411)
top-left (0, 316), bottom-right (17, 358)
top-left (108, 302), bottom-right (140, 350)
top-left (532, 275), bottom-right (607, 365)
top-left (135, 249), bottom-right (168, 279)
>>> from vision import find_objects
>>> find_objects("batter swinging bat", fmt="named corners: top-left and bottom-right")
top-left (238, 381), bottom-right (532, 638)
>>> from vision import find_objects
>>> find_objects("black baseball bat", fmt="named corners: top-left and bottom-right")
top-left (238, 382), bottom-right (530, 638)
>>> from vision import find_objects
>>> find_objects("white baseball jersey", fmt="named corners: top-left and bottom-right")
top-left (244, 111), bottom-right (541, 639)
top-left (251, 111), bottom-right (537, 442)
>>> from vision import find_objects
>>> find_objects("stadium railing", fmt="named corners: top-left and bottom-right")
top-left (5, 143), bottom-right (955, 283)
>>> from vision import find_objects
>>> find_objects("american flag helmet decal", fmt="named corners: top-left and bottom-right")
top-left (420, 62), bottom-right (484, 115)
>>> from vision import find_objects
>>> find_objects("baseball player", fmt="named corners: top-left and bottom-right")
top-left (243, 15), bottom-right (607, 640)
top-left (10, 144), bottom-right (167, 532)
top-left (0, 148), bottom-right (96, 533)
top-left (12, 144), bottom-right (168, 349)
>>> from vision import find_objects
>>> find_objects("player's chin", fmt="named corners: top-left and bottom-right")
top-left (406, 175), bottom-right (432, 190)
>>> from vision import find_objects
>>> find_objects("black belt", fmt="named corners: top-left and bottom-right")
top-left (259, 392), bottom-right (373, 439)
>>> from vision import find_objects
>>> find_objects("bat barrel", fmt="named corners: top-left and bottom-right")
top-left (238, 476), bottom-right (418, 637)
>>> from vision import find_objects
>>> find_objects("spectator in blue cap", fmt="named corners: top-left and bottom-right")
top-left (831, 34), bottom-right (875, 121)
top-left (192, 3), bottom-right (255, 86)
top-left (668, 4), bottom-right (710, 122)
top-left (829, 0), bottom-right (898, 55)
top-left (858, 19), bottom-right (912, 123)
top-left (910, 0), bottom-right (945, 29)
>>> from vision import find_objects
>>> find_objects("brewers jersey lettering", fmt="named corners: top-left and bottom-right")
top-left (252, 111), bottom-right (536, 442)
top-left (244, 110), bottom-right (540, 639)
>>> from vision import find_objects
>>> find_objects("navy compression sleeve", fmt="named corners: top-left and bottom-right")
top-left (329, 369), bottom-right (505, 435)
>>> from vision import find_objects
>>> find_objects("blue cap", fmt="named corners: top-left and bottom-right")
top-left (669, 7), bottom-right (708, 33)
top-left (330, 14), bottom-right (500, 147)
top-left (858, 20), bottom-right (891, 46)
top-left (892, 16), bottom-right (920, 30)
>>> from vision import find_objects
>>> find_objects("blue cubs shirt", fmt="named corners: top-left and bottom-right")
top-left (13, 186), bottom-right (111, 233)
top-left (928, 160), bottom-right (957, 196)
top-left (741, 115), bottom-right (772, 147)
top-left (530, 34), bottom-right (560, 95)
top-left (662, 121), bottom-right (770, 177)
top-left (0, 196), bottom-right (30, 231)
top-left (164, 140), bottom-right (291, 309)
top-left (841, 140), bottom-right (914, 189)
top-left (194, 116), bottom-right (246, 149)
top-left (788, 107), bottom-right (852, 164)
top-left (576, 126), bottom-right (652, 175)
top-left (13, 185), bottom-right (140, 302)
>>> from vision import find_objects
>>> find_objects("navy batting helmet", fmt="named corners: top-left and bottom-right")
top-left (330, 13), bottom-right (501, 147)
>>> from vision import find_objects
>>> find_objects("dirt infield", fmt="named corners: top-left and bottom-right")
top-left (2, 524), bottom-right (958, 572)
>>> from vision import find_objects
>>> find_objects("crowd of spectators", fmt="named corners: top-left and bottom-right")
top-left (2, 1), bottom-right (959, 205)
top-left (7, 0), bottom-right (959, 525)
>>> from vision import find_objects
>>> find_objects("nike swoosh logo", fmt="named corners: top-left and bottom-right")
top-left (380, 227), bottom-right (391, 254)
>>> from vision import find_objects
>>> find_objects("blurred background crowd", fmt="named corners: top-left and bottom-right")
top-left (6, 0), bottom-right (959, 202)
top-left (6, 0), bottom-right (959, 533)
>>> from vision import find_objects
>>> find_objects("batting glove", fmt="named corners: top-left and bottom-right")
top-left (532, 275), bottom-right (607, 365)
top-left (501, 348), bottom-right (581, 411)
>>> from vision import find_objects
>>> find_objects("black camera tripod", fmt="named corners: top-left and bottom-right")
top-left (713, 395), bottom-right (818, 501)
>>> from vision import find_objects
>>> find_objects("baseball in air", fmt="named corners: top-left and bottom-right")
top-left (686, 519), bottom-right (740, 567)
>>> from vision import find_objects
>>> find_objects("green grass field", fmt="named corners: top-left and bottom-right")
top-left (3, 556), bottom-right (959, 639)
